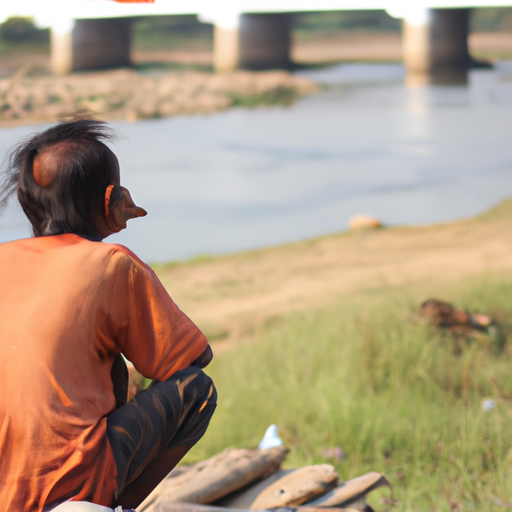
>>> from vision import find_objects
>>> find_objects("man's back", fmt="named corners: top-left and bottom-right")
top-left (0, 234), bottom-right (128, 510)
top-left (0, 234), bottom-right (207, 510)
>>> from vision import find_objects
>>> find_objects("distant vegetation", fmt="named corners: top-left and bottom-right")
top-left (0, 17), bottom-right (48, 54)
top-left (0, 17), bottom-right (47, 42)
top-left (294, 10), bottom-right (401, 34)
top-left (471, 7), bottom-right (512, 32)
top-left (293, 8), bottom-right (512, 34)
top-left (132, 14), bottom-right (213, 53)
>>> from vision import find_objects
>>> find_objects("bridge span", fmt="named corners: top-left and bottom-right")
top-left (8, 0), bottom-right (512, 83)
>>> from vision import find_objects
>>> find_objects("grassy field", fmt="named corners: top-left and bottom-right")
top-left (201, 278), bottom-right (512, 511)
top-left (159, 202), bottom-right (512, 512)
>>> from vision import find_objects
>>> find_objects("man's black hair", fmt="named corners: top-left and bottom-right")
top-left (0, 119), bottom-right (118, 238)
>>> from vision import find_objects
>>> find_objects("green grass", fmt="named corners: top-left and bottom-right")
top-left (0, 40), bottom-right (48, 56)
top-left (132, 15), bottom-right (213, 53)
top-left (229, 87), bottom-right (299, 108)
top-left (190, 274), bottom-right (512, 511)
top-left (133, 62), bottom-right (213, 73)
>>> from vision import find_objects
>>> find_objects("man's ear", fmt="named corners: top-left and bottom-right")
top-left (105, 185), bottom-right (147, 234)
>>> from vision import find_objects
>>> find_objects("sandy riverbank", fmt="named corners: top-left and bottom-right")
top-left (152, 199), bottom-right (512, 350)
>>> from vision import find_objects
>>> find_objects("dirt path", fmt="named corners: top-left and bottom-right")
top-left (154, 201), bottom-right (512, 346)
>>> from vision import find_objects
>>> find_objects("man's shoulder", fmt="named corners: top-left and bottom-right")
top-left (0, 234), bottom-right (148, 271)
top-left (100, 240), bottom-right (148, 270)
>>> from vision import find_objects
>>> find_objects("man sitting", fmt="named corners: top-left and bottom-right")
top-left (0, 119), bottom-right (216, 511)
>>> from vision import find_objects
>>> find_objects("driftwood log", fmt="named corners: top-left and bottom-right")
top-left (144, 503), bottom-right (361, 512)
top-left (138, 446), bottom-right (391, 512)
top-left (218, 470), bottom-right (390, 511)
top-left (139, 447), bottom-right (288, 511)
top-left (249, 465), bottom-right (338, 510)
top-left (216, 469), bottom-right (292, 509)
top-left (305, 472), bottom-right (391, 508)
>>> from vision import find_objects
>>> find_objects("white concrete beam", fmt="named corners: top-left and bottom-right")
top-left (4, 0), bottom-right (512, 25)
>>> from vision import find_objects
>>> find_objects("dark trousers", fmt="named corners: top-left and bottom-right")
top-left (106, 366), bottom-right (217, 502)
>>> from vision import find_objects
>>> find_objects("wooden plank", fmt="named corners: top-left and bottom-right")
top-left (249, 465), bottom-right (338, 510)
top-left (165, 464), bottom-right (194, 479)
top-left (216, 469), bottom-right (292, 509)
top-left (139, 447), bottom-right (288, 511)
top-left (144, 502), bottom-right (360, 512)
top-left (305, 472), bottom-right (392, 507)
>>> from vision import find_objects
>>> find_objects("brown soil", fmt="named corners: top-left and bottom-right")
top-left (292, 31), bottom-right (512, 64)
top-left (292, 31), bottom-right (402, 63)
top-left (0, 50), bottom-right (50, 78)
top-left (469, 32), bottom-right (512, 59)
top-left (153, 201), bottom-right (512, 351)
top-left (132, 50), bottom-right (213, 66)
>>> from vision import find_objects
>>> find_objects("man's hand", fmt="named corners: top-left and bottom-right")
top-left (191, 345), bottom-right (213, 368)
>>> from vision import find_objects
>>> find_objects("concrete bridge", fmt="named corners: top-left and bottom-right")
top-left (8, 0), bottom-right (512, 82)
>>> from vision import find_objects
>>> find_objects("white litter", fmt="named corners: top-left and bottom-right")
top-left (258, 424), bottom-right (283, 450)
top-left (482, 398), bottom-right (496, 411)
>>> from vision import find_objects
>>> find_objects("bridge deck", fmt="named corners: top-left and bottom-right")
top-left (4, 0), bottom-right (512, 25)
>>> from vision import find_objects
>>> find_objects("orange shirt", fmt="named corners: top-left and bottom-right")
top-left (0, 234), bottom-right (208, 511)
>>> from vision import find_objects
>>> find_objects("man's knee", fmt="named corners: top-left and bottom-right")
top-left (159, 368), bottom-right (216, 449)
top-left (106, 367), bottom-right (216, 493)
top-left (164, 367), bottom-right (216, 410)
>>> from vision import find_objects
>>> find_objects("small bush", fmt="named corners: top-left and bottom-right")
top-left (229, 87), bottom-right (298, 108)
top-left (471, 7), bottom-right (512, 32)
top-left (0, 17), bottom-right (48, 44)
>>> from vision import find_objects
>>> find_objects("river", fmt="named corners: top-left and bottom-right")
top-left (1, 62), bottom-right (512, 262)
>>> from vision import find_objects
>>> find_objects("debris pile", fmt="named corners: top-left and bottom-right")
top-left (418, 298), bottom-right (504, 348)
top-left (0, 69), bottom-right (318, 126)
top-left (138, 446), bottom-right (391, 512)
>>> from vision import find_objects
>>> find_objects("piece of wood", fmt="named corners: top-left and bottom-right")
top-left (139, 446), bottom-right (288, 511)
top-left (165, 464), bottom-right (194, 479)
top-left (249, 464), bottom-right (339, 510)
top-left (144, 502), bottom-right (360, 512)
top-left (216, 469), bottom-right (292, 509)
top-left (305, 472), bottom-right (392, 507)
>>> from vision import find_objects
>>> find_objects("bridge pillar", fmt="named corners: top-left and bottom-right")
top-left (214, 25), bottom-right (240, 72)
top-left (51, 18), bottom-right (132, 75)
top-left (403, 8), bottom-right (470, 85)
top-left (213, 13), bottom-right (292, 72)
top-left (239, 13), bottom-right (292, 70)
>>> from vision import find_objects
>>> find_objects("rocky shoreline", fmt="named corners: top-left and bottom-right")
top-left (0, 68), bottom-right (318, 127)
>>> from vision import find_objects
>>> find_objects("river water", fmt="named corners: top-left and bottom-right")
top-left (1, 62), bottom-right (512, 262)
